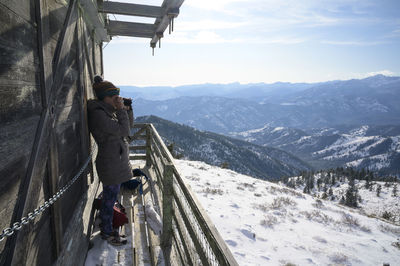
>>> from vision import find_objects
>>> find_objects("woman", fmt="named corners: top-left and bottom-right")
top-left (88, 76), bottom-right (132, 246)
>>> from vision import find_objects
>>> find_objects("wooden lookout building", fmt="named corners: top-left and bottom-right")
top-left (0, 0), bottom-right (238, 265)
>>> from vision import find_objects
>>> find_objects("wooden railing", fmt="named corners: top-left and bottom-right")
top-left (129, 123), bottom-right (238, 266)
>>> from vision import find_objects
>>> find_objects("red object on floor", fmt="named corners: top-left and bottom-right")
top-left (112, 205), bottom-right (128, 228)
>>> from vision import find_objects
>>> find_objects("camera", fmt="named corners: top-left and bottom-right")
top-left (123, 98), bottom-right (133, 110)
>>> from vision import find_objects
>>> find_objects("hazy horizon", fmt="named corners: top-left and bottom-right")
top-left (104, 0), bottom-right (400, 87)
top-left (116, 74), bottom-right (399, 88)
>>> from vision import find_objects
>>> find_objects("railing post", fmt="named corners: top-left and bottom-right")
top-left (146, 125), bottom-right (152, 167)
top-left (161, 163), bottom-right (174, 259)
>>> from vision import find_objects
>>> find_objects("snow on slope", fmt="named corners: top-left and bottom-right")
top-left (175, 160), bottom-right (400, 266)
top-left (288, 173), bottom-right (400, 224)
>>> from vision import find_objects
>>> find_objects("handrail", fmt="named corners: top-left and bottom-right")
top-left (129, 124), bottom-right (238, 266)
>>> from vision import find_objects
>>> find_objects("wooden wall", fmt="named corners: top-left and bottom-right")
top-left (0, 0), bottom-right (103, 265)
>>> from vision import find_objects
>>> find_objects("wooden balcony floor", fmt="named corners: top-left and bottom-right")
top-left (86, 163), bottom-right (164, 266)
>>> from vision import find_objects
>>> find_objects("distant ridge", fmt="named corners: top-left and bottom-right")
top-left (130, 75), bottom-right (400, 131)
top-left (136, 115), bottom-right (312, 180)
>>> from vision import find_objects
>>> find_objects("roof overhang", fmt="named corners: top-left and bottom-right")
top-left (99, 0), bottom-right (184, 52)
top-left (78, 0), bottom-right (184, 51)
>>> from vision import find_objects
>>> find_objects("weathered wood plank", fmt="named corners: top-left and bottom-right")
top-left (0, 4), bottom-right (39, 72)
top-left (129, 154), bottom-right (147, 160)
top-left (51, 0), bottom-right (78, 90)
top-left (0, 157), bottom-right (27, 263)
top-left (161, 163), bottom-right (173, 262)
top-left (79, 0), bottom-right (109, 42)
top-left (143, 167), bottom-right (163, 218)
top-left (47, 0), bottom-right (69, 43)
top-left (120, 189), bottom-right (134, 265)
top-left (149, 124), bottom-right (175, 163)
top-left (0, 0), bottom-right (35, 25)
top-left (173, 194), bottom-right (208, 265)
top-left (129, 145), bottom-right (147, 151)
top-left (173, 169), bottom-right (239, 266)
top-left (141, 180), bottom-right (164, 265)
top-left (36, 0), bottom-right (53, 108)
top-left (107, 20), bottom-right (156, 38)
top-left (101, 2), bottom-right (163, 18)
top-left (47, 132), bottom-right (63, 257)
top-left (0, 85), bottom-right (42, 124)
top-left (133, 190), bottom-right (152, 265)
top-left (172, 216), bottom-right (193, 265)
top-left (54, 177), bottom-right (101, 266)
top-left (76, 15), bottom-right (93, 186)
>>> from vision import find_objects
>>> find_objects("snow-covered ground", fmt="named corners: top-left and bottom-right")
top-left (175, 160), bottom-right (400, 266)
top-left (290, 173), bottom-right (400, 225)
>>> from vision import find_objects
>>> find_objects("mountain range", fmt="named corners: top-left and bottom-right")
top-left (127, 75), bottom-right (400, 176)
top-left (125, 75), bottom-right (400, 132)
top-left (230, 124), bottom-right (400, 176)
top-left (135, 116), bottom-right (311, 180)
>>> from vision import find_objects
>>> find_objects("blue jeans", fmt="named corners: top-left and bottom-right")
top-left (100, 184), bottom-right (120, 235)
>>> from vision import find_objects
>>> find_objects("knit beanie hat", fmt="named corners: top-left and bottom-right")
top-left (93, 76), bottom-right (120, 100)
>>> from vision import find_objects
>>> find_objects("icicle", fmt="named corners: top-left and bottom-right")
top-left (150, 42), bottom-right (156, 56)
top-left (156, 33), bottom-right (163, 49)
top-left (169, 18), bottom-right (172, 34)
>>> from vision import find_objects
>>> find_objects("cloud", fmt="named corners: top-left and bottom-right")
top-left (320, 40), bottom-right (387, 46)
top-left (185, 0), bottom-right (254, 11)
top-left (166, 31), bottom-right (241, 44)
top-left (165, 30), bottom-right (305, 45)
top-left (177, 20), bottom-right (248, 31)
top-left (365, 70), bottom-right (396, 77)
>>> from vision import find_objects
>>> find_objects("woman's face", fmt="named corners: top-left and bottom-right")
top-left (103, 95), bottom-right (119, 109)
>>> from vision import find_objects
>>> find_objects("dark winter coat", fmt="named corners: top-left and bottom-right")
top-left (87, 100), bottom-right (132, 185)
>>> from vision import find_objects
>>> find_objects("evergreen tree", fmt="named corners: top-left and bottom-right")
top-left (317, 178), bottom-right (322, 191)
top-left (339, 196), bottom-right (345, 205)
top-left (376, 184), bottom-right (382, 197)
top-left (360, 168), bottom-right (366, 180)
top-left (365, 174), bottom-right (371, 189)
top-left (393, 184), bottom-right (398, 197)
top-left (309, 174), bottom-right (315, 189)
top-left (344, 177), bottom-right (358, 208)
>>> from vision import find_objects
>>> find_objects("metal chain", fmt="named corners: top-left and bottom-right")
top-left (0, 145), bottom-right (97, 242)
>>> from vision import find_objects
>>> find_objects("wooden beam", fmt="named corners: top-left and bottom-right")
top-left (101, 1), bottom-right (163, 18)
top-left (151, 0), bottom-right (184, 45)
top-left (107, 20), bottom-right (156, 38)
top-left (78, 0), bottom-right (109, 42)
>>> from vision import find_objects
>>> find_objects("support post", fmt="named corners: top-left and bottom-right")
top-left (146, 125), bottom-right (152, 167)
top-left (161, 163), bottom-right (174, 261)
top-left (47, 133), bottom-right (63, 257)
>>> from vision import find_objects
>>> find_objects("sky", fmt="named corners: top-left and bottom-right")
top-left (103, 0), bottom-right (400, 86)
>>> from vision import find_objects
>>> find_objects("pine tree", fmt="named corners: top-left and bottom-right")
top-left (365, 174), bottom-right (371, 189)
top-left (376, 184), bottom-right (382, 197)
top-left (317, 178), bottom-right (322, 191)
top-left (344, 177), bottom-right (358, 208)
top-left (309, 175), bottom-right (315, 189)
top-left (339, 196), bottom-right (345, 205)
top-left (393, 184), bottom-right (398, 197)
